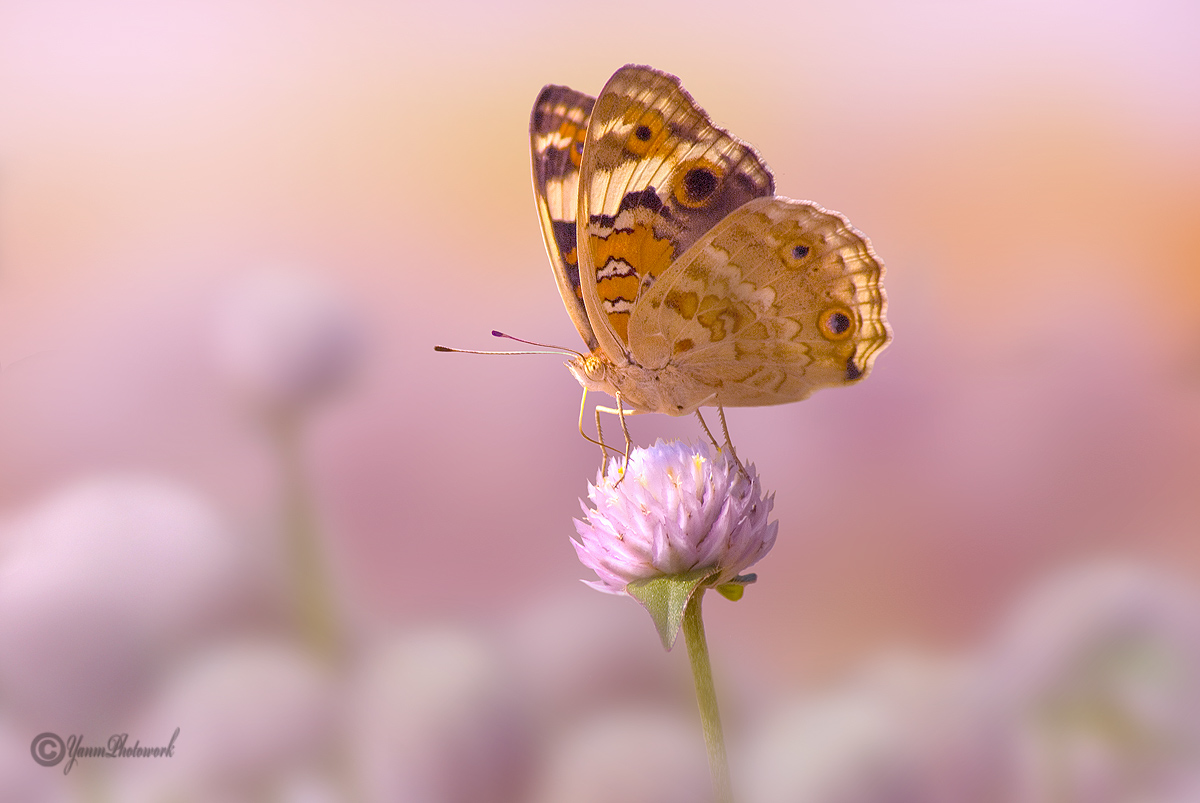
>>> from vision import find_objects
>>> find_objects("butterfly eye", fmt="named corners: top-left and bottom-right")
top-left (818, 307), bottom-right (856, 341)
top-left (583, 354), bottom-right (605, 380)
top-left (673, 159), bottom-right (725, 208)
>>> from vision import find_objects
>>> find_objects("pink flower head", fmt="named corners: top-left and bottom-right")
top-left (572, 440), bottom-right (777, 595)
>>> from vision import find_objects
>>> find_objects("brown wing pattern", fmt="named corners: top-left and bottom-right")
top-left (530, 84), bottom-right (598, 350)
top-left (576, 65), bottom-right (775, 356)
top-left (628, 197), bottom-right (890, 406)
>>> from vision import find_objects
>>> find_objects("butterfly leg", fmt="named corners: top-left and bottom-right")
top-left (615, 392), bottom-right (633, 478)
top-left (716, 401), bottom-right (747, 477)
top-left (593, 396), bottom-right (637, 484)
top-left (579, 388), bottom-right (612, 462)
top-left (593, 404), bottom-right (608, 465)
top-left (693, 408), bottom-right (723, 451)
top-left (580, 388), bottom-right (638, 482)
top-left (696, 405), bottom-right (747, 476)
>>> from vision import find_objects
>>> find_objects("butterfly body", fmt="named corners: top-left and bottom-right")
top-left (532, 65), bottom-right (890, 418)
top-left (566, 350), bottom-right (710, 416)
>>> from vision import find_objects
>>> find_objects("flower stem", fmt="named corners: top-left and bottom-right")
top-left (271, 412), bottom-right (340, 662)
top-left (683, 589), bottom-right (734, 803)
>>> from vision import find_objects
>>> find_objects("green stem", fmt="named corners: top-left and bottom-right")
top-left (271, 412), bottom-right (340, 662)
top-left (682, 589), bottom-right (734, 803)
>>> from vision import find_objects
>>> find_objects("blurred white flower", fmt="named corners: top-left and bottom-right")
top-left (983, 561), bottom-right (1200, 802)
top-left (274, 772), bottom-right (345, 803)
top-left (0, 475), bottom-right (247, 730)
top-left (347, 628), bottom-right (531, 803)
top-left (741, 652), bottom-right (1012, 803)
top-left (503, 591), bottom-right (689, 731)
top-left (110, 639), bottom-right (338, 803)
top-left (212, 269), bottom-right (362, 413)
top-left (1151, 771), bottom-right (1200, 803)
top-left (573, 440), bottom-right (776, 594)
top-left (529, 707), bottom-right (713, 803)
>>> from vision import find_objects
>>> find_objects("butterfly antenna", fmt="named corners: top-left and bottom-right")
top-left (490, 331), bottom-right (583, 357)
top-left (434, 331), bottom-right (582, 358)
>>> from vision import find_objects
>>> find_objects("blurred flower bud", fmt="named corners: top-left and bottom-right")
top-left (0, 475), bottom-right (246, 731)
top-left (112, 640), bottom-right (338, 802)
top-left (529, 708), bottom-right (713, 803)
top-left (984, 561), bottom-right (1200, 801)
top-left (348, 628), bottom-right (531, 803)
top-left (741, 652), bottom-right (1012, 803)
top-left (212, 269), bottom-right (361, 414)
top-left (503, 592), bottom-right (689, 732)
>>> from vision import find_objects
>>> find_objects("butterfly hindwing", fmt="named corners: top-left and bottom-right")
top-left (628, 197), bottom-right (889, 406)
top-left (576, 65), bottom-right (775, 358)
top-left (530, 84), bottom-right (599, 351)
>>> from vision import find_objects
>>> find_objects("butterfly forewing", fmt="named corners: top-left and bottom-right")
top-left (575, 65), bottom-right (775, 358)
top-left (530, 84), bottom-right (599, 350)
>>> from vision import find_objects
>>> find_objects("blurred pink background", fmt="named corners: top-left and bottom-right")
top-left (1, 0), bottom-right (1199, 799)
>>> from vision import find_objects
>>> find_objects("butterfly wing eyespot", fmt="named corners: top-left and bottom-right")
top-left (672, 159), bottom-right (725, 208)
top-left (779, 239), bottom-right (815, 268)
top-left (622, 108), bottom-right (668, 156)
top-left (818, 306), bottom-right (857, 341)
top-left (569, 127), bottom-right (587, 167)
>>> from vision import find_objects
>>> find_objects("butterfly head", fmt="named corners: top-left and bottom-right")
top-left (566, 351), bottom-right (613, 394)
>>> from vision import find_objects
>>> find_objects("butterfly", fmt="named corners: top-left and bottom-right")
top-left (530, 65), bottom-right (890, 451)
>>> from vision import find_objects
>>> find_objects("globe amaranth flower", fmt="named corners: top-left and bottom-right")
top-left (572, 440), bottom-right (777, 595)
